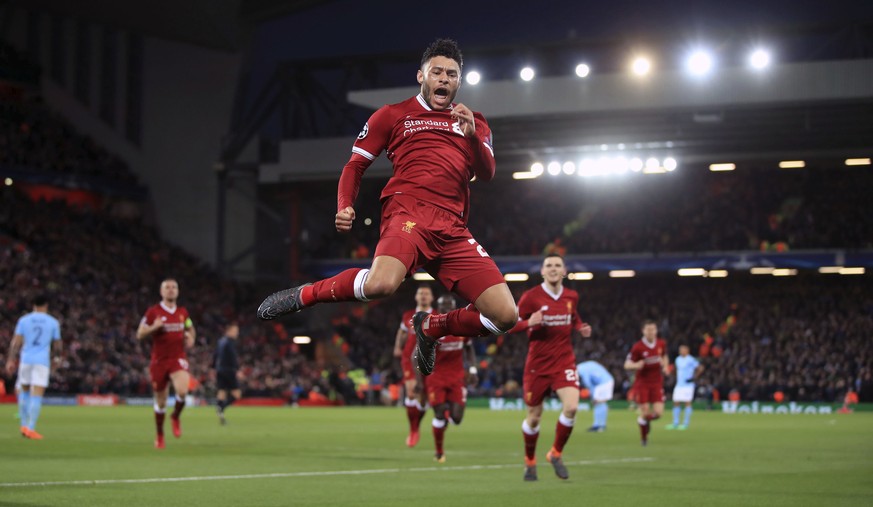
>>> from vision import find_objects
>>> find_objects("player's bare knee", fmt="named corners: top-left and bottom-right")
top-left (491, 307), bottom-right (519, 333)
top-left (527, 414), bottom-right (542, 428)
top-left (363, 278), bottom-right (399, 299)
top-left (563, 406), bottom-right (578, 419)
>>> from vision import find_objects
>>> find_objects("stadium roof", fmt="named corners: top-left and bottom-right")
top-left (6, 0), bottom-right (337, 51)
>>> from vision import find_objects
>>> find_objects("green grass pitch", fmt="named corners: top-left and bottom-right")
top-left (1, 405), bottom-right (871, 506)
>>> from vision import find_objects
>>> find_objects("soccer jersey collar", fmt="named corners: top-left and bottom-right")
top-left (540, 282), bottom-right (564, 301)
top-left (160, 302), bottom-right (178, 314)
top-left (416, 94), bottom-right (454, 112)
top-left (641, 337), bottom-right (657, 349)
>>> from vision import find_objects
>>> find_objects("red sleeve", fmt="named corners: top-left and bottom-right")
top-left (337, 155), bottom-right (373, 212)
top-left (570, 294), bottom-right (583, 331)
top-left (141, 307), bottom-right (155, 326)
top-left (572, 311), bottom-right (584, 332)
top-left (628, 343), bottom-right (641, 362)
top-left (338, 106), bottom-right (393, 211)
top-left (352, 106), bottom-right (392, 162)
top-left (469, 113), bottom-right (495, 181)
top-left (507, 291), bottom-right (535, 333)
top-left (516, 291), bottom-right (536, 320)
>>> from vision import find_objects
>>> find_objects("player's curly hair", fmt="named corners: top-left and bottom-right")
top-left (421, 38), bottom-right (463, 71)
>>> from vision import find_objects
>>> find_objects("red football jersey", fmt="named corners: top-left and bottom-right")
top-left (627, 338), bottom-right (667, 385)
top-left (349, 94), bottom-right (494, 220)
top-left (141, 303), bottom-right (191, 363)
top-left (429, 335), bottom-right (469, 386)
top-left (517, 284), bottom-right (584, 376)
top-left (399, 308), bottom-right (432, 363)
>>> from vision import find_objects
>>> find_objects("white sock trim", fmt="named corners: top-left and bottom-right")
top-left (404, 397), bottom-right (416, 408)
top-left (559, 413), bottom-right (576, 427)
top-left (432, 417), bottom-right (447, 429)
top-left (413, 399), bottom-right (425, 411)
top-left (154, 403), bottom-right (166, 414)
top-left (175, 395), bottom-right (185, 404)
top-left (637, 417), bottom-right (647, 425)
top-left (479, 313), bottom-right (502, 335)
top-left (522, 420), bottom-right (540, 435)
top-left (353, 269), bottom-right (370, 302)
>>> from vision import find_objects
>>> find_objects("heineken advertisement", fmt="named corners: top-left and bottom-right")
top-left (469, 397), bottom-right (871, 413)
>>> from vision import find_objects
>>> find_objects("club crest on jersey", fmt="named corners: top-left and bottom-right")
top-left (402, 221), bottom-right (416, 233)
top-left (566, 301), bottom-right (572, 312)
top-left (357, 122), bottom-right (369, 140)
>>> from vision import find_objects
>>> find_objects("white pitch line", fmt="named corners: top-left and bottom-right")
top-left (0, 457), bottom-right (654, 488)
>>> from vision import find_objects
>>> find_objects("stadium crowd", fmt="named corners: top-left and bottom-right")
top-left (0, 188), bottom-right (338, 401)
top-left (2, 182), bottom-right (871, 404)
top-left (294, 167), bottom-right (873, 260)
top-left (0, 95), bottom-right (138, 185)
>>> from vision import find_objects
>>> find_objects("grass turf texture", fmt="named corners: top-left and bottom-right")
top-left (1, 405), bottom-right (871, 507)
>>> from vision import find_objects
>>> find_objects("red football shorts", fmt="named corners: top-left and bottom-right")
top-left (374, 195), bottom-right (505, 304)
top-left (523, 368), bottom-right (580, 407)
top-left (634, 383), bottom-right (665, 404)
top-left (150, 357), bottom-right (189, 391)
top-left (427, 380), bottom-right (466, 406)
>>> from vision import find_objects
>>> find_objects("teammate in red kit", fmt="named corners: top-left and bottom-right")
top-left (426, 295), bottom-right (477, 463)
top-left (624, 320), bottom-right (669, 446)
top-left (393, 285), bottom-right (434, 447)
top-left (136, 278), bottom-right (196, 449)
top-left (508, 255), bottom-right (592, 481)
top-left (257, 39), bottom-right (517, 376)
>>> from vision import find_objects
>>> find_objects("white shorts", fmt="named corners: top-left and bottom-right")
top-left (18, 363), bottom-right (50, 388)
top-left (592, 381), bottom-right (614, 402)
top-left (672, 385), bottom-right (695, 403)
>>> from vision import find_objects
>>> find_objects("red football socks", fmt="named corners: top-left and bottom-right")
top-left (433, 422), bottom-right (446, 455)
top-left (300, 268), bottom-right (364, 306)
top-left (406, 404), bottom-right (424, 432)
top-left (553, 421), bottom-right (574, 453)
top-left (154, 410), bottom-right (165, 436)
top-left (523, 431), bottom-right (539, 461)
top-left (423, 308), bottom-right (488, 338)
top-left (172, 397), bottom-right (186, 419)
top-left (638, 417), bottom-right (650, 440)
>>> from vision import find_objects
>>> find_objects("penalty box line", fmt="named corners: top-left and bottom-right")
top-left (0, 457), bottom-right (654, 488)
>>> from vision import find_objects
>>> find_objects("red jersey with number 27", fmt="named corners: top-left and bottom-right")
top-left (346, 94), bottom-right (494, 221)
top-left (141, 303), bottom-right (191, 363)
top-left (627, 338), bottom-right (667, 385)
top-left (516, 284), bottom-right (584, 376)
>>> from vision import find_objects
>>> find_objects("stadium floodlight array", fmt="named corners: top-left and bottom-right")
top-left (819, 266), bottom-right (866, 275)
top-left (521, 156), bottom-right (677, 179)
top-left (465, 71), bottom-right (481, 85)
top-left (686, 50), bottom-right (715, 76)
top-left (575, 63), bottom-right (591, 78)
top-left (493, 46), bottom-right (776, 84)
top-left (845, 158), bottom-right (871, 166)
top-left (503, 273), bottom-right (530, 282)
top-left (678, 268), bottom-right (729, 278)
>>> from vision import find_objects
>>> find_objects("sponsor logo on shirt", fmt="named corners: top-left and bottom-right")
top-left (402, 118), bottom-right (453, 137)
top-left (542, 314), bottom-right (572, 326)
